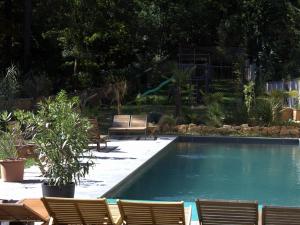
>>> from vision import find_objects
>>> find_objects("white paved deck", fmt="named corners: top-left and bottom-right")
top-left (0, 137), bottom-right (176, 200)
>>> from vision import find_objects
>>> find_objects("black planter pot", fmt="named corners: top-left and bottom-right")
top-left (42, 182), bottom-right (75, 198)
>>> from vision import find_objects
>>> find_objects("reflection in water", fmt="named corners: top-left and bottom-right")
top-left (113, 142), bottom-right (300, 206)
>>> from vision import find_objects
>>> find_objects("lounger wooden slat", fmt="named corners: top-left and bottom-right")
top-left (127, 115), bottom-right (148, 137)
top-left (112, 115), bottom-right (131, 128)
top-left (0, 203), bottom-right (46, 222)
top-left (117, 199), bottom-right (191, 225)
top-left (108, 115), bottom-right (131, 135)
top-left (130, 115), bottom-right (147, 127)
top-left (262, 205), bottom-right (300, 225)
top-left (41, 197), bottom-right (122, 225)
top-left (196, 199), bottom-right (258, 225)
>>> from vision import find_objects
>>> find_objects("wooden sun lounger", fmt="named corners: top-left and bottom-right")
top-left (88, 118), bottom-right (108, 151)
top-left (0, 202), bottom-right (46, 223)
top-left (41, 197), bottom-right (122, 225)
top-left (108, 115), bottom-right (131, 135)
top-left (117, 199), bottom-right (191, 225)
top-left (196, 199), bottom-right (258, 225)
top-left (262, 205), bottom-right (300, 225)
top-left (108, 115), bottom-right (148, 137)
top-left (127, 115), bottom-right (147, 134)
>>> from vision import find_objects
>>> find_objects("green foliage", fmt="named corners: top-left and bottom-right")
top-left (202, 92), bottom-right (225, 127)
top-left (0, 65), bottom-right (19, 110)
top-left (265, 90), bottom-right (287, 121)
top-left (243, 81), bottom-right (255, 114)
top-left (248, 90), bottom-right (287, 125)
top-left (22, 72), bottom-right (52, 98)
top-left (0, 111), bottom-right (22, 160)
top-left (136, 95), bottom-right (168, 105)
top-left (105, 75), bottom-right (127, 114)
top-left (205, 103), bottom-right (225, 127)
top-left (1, 1), bottom-right (300, 96)
top-left (202, 92), bottom-right (224, 105)
top-left (0, 131), bottom-right (18, 160)
top-left (25, 90), bottom-right (92, 186)
top-left (165, 61), bottom-right (196, 116)
top-left (158, 115), bottom-right (176, 133)
top-left (251, 98), bottom-right (273, 125)
top-left (224, 101), bottom-right (248, 125)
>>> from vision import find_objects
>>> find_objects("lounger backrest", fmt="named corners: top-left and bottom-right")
top-left (0, 203), bottom-right (45, 222)
top-left (117, 200), bottom-right (186, 225)
top-left (112, 115), bottom-right (130, 128)
top-left (262, 205), bottom-right (300, 225)
top-left (196, 199), bottom-right (258, 225)
top-left (42, 197), bottom-right (115, 225)
top-left (130, 115), bottom-right (147, 127)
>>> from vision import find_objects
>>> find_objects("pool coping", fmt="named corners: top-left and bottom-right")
top-left (178, 135), bottom-right (300, 145)
top-left (102, 136), bottom-right (179, 197)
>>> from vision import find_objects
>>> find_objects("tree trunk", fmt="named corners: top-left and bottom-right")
top-left (24, 0), bottom-right (32, 74)
top-left (74, 58), bottom-right (78, 76)
top-left (175, 85), bottom-right (182, 117)
top-left (4, 0), bottom-right (12, 66)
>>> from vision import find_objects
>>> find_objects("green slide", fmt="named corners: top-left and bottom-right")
top-left (139, 77), bottom-right (174, 97)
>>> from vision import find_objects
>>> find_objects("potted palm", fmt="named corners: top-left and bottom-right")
top-left (0, 112), bottom-right (25, 182)
top-left (26, 90), bottom-right (92, 197)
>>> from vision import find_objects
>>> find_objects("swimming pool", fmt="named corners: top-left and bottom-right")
top-left (109, 137), bottom-right (300, 207)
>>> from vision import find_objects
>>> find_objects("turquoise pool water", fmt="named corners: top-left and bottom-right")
top-left (110, 141), bottom-right (300, 219)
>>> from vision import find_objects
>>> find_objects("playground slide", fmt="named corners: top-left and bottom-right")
top-left (139, 77), bottom-right (174, 97)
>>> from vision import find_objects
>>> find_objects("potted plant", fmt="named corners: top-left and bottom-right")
top-left (287, 90), bottom-right (300, 121)
top-left (0, 112), bottom-right (25, 182)
top-left (26, 90), bottom-right (92, 197)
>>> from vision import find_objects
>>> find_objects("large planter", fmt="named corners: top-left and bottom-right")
top-left (293, 109), bottom-right (300, 121)
top-left (0, 158), bottom-right (25, 182)
top-left (42, 182), bottom-right (75, 198)
top-left (281, 107), bottom-right (293, 121)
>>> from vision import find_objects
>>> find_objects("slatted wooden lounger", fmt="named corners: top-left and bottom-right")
top-left (262, 205), bottom-right (300, 225)
top-left (108, 115), bottom-right (131, 135)
top-left (196, 199), bottom-right (258, 225)
top-left (117, 199), bottom-right (191, 225)
top-left (88, 118), bottom-right (108, 151)
top-left (127, 114), bottom-right (148, 138)
top-left (41, 197), bottom-right (122, 225)
top-left (0, 202), bottom-right (47, 224)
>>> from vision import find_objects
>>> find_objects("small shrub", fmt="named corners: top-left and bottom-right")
top-left (205, 103), bottom-right (224, 127)
top-left (251, 98), bottom-right (273, 125)
top-left (0, 64), bottom-right (20, 110)
top-left (148, 111), bottom-right (163, 124)
top-left (158, 115), bottom-right (176, 133)
top-left (224, 101), bottom-right (248, 125)
top-left (243, 81), bottom-right (255, 115)
top-left (202, 92), bottom-right (224, 127)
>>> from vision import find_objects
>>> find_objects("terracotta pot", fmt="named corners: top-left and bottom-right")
top-left (293, 109), bottom-right (300, 121)
top-left (0, 158), bottom-right (25, 182)
top-left (281, 108), bottom-right (293, 121)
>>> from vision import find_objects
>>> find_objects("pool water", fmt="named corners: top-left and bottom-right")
top-left (110, 141), bottom-right (300, 220)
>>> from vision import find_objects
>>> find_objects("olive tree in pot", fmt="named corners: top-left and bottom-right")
top-left (28, 91), bottom-right (92, 197)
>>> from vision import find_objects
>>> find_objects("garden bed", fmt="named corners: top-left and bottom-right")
top-left (174, 124), bottom-right (300, 138)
